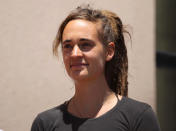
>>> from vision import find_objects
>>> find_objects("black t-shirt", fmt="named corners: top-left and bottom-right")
top-left (31, 97), bottom-right (160, 131)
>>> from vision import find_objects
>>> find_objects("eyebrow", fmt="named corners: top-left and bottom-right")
top-left (79, 38), bottom-right (92, 41)
top-left (62, 40), bottom-right (72, 45)
top-left (62, 38), bottom-right (94, 44)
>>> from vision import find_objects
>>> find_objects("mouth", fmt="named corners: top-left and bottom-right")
top-left (70, 63), bottom-right (89, 68)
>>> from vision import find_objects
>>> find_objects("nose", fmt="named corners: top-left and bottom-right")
top-left (71, 45), bottom-right (83, 57)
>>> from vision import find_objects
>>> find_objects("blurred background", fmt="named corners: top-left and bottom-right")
top-left (156, 0), bottom-right (176, 130)
top-left (0, 0), bottom-right (175, 131)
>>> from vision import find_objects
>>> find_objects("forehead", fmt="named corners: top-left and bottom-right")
top-left (62, 19), bottom-right (101, 41)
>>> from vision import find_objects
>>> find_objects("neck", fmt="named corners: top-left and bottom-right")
top-left (68, 75), bottom-right (118, 118)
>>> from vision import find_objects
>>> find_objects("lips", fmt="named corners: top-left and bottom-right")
top-left (70, 63), bottom-right (89, 68)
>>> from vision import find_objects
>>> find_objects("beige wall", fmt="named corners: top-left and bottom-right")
top-left (0, 0), bottom-right (155, 131)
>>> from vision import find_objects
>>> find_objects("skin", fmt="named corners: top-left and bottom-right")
top-left (62, 19), bottom-right (120, 118)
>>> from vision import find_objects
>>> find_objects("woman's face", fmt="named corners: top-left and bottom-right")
top-left (62, 19), bottom-right (108, 82)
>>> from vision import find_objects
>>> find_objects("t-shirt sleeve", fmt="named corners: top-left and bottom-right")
top-left (31, 115), bottom-right (44, 131)
top-left (135, 107), bottom-right (161, 131)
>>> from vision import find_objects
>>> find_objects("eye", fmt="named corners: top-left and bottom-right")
top-left (62, 43), bottom-right (73, 52)
top-left (79, 42), bottom-right (93, 51)
top-left (62, 43), bottom-right (72, 48)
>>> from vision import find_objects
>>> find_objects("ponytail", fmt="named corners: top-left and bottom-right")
top-left (101, 10), bottom-right (128, 96)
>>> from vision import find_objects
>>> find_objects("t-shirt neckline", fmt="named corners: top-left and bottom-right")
top-left (63, 96), bottom-right (125, 121)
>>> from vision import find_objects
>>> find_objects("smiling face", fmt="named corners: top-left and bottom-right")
top-left (62, 19), bottom-right (109, 82)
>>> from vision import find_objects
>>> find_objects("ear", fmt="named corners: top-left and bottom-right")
top-left (106, 42), bottom-right (115, 61)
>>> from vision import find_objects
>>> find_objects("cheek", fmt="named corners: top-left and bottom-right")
top-left (62, 55), bottom-right (70, 68)
top-left (89, 52), bottom-right (106, 70)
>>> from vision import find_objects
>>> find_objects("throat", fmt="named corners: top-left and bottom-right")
top-left (67, 92), bottom-right (118, 118)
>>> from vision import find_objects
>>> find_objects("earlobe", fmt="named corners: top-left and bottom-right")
top-left (106, 42), bottom-right (115, 61)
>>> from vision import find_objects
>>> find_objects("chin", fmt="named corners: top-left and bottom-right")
top-left (70, 72), bottom-right (90, 82)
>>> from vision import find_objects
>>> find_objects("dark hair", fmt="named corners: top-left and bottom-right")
top-left (53, 5), bottom-right (129, 96)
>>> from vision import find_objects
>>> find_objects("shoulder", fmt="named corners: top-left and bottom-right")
top-left (31, 102), bottom-right (67, 131)
top-left (37, 102), bottom-right (66, 121)
top-left (117, 97), bottom-right (160, 131)
top-left (118, 97), bottom-right (151, 114)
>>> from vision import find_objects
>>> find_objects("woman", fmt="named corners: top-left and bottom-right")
top-left (31, 5), bottom-right (160, 131)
